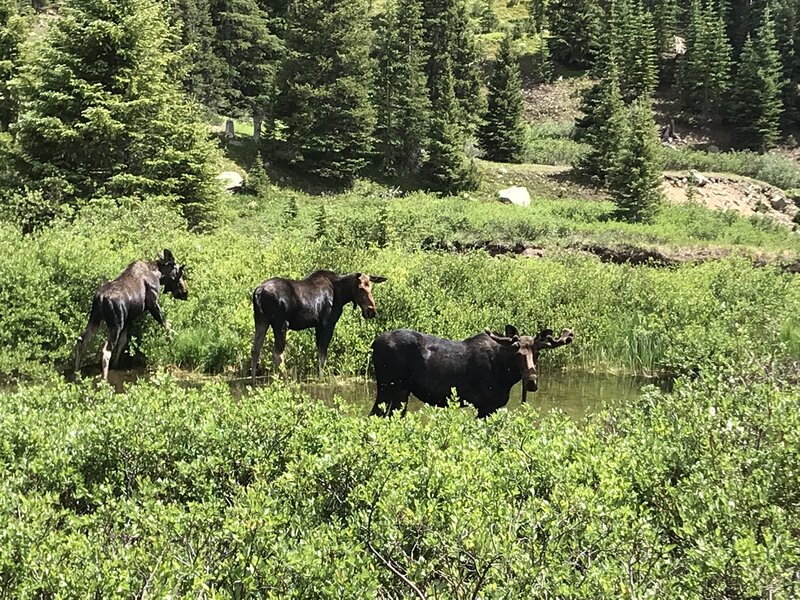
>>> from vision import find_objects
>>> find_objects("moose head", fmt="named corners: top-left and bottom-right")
top-left (156, 249), bottom-right (189, 300)
top-left (351, 273), bottom-right (387, 319)
top-left (485, 325), bottom-right (574, 400)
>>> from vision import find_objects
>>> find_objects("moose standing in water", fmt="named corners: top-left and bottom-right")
top-left (370, 325), bottom-right (574, 418)
top-left (75, 249), bottom-right (188, 380)
top-left (251, 270), bottom-right (387, 382)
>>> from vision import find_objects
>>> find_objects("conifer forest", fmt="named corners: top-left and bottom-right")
top-left (1, 0), bottom-right (800, 596)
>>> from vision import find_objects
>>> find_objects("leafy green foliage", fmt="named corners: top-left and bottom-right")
top-left (1, 197), bottom-right (798, 380)
top-left (0, 358), bottom-right (798, 596)
top-left (479, 33), bottom-right (526, 163)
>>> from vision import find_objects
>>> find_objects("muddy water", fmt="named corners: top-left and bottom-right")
top-left (288, 370), bottom-right (650, 420)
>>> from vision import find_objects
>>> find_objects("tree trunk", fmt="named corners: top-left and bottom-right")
top-left (224, 118), bottom-right (235, 139)
top-left (253, 113), bottom-right (262, 142)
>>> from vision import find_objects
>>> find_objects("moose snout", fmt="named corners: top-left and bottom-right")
top-left (362, 306), bottom-right (377, 319)
top-left (522, 367), bottom-right (538, 392)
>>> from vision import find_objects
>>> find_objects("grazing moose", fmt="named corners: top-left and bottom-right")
top-left (370, 325), bottom-right (574, 418)
top-left (251, 270), bottom-right (387, 382)
top-left (74, 249), bottom-right (188, 380)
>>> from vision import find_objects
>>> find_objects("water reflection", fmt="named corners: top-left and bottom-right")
top-left (293, 370), bottom-right (649, 420)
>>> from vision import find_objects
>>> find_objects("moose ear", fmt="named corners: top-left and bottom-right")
top-left (162, 249), bottom-right (175, 264)
top-left (504, 324), bottom-right (519, 338)
top-left (369, 275), bottom-right (388, 284)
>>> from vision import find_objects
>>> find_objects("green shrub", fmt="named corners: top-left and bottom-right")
top-left (0, 360), bottom-right (797, 597)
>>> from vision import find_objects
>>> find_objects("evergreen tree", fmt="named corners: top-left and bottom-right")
top-left (276, 0), bottom-right (375, 182)
top-left (424, 53), bottom-right (477, 193)
top-left (210, 0), bottom-right (282, 138)
top-left (0, 0), bottom-right (27, 131)
top-left (168, 0), bottom-right (225, 110)
top-left (373, 0), bottom-right (430, 175)
top-left (9, 0), bottom-right (222, 230)
top-left (574, 63), bottom-right (627, 185)
top-left (477, 0), bottom-right (498, 33)
top-left (678, 0), bottom-right (732, 123)
top-left (731, 9), bottom-right (784, 150)
top-left (479, 33), bottom-right (526, 163)
top-left (645, 0), bottom-right (679, 56)
top-left (609, 0), bottom-right (658, 102)
top-left (528, 0), bottom-right (547, 33)
top-left (422, 0), bottom-right (484, 133)
top-left (246, 150), bottom-right (270, 195)
top-left (547, 0), bottom-right (604, 68)
top-left (772, 0), bottom-right (799, 127)
top-left (609, 97), bottom-right (663, 223)
top-left (529, 32), bottom-right (553, 83)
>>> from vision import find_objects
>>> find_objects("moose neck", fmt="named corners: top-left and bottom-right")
top-left (332, 273), bottom-right (357, 311)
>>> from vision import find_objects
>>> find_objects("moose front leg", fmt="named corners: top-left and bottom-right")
top-left (315, 323), bottom-right (334, 376)
top-left (145, 288), bottom-right (168, 329)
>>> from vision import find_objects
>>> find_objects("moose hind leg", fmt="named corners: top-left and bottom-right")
top-left (272, 323), bottom-right (288, 376)
top-left (251, 320), bottom-right (268, 384)
top-left (112, 327), bottom-right (129, 368)
top-left (102, 327), bottom-right (122, 381)
top-left (75, 319), bottom-right (100, 373)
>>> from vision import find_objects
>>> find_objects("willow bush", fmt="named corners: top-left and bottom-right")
top-left (0, 357), bottom-right (797, 597)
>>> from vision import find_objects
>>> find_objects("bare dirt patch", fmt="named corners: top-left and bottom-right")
top-left (521, 77), bottom-right (589, 123)
top-left (663, 173), bottom-right (800, 228)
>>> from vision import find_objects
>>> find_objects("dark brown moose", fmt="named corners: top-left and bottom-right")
top-left (75, 249), bottom-right (188, 380)
top-left (251, 270), bottom-right (387, 382)
top-left (370, 325), bottom-right (574, 418)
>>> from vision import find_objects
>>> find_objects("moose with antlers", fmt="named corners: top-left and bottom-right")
top-left (370, 325), bottom-right (574, 418)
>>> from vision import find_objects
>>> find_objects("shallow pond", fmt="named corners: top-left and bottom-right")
top-left (284, 370), bottom-right (651, 420)
top-left (32, 368), bottom-right (655, 421)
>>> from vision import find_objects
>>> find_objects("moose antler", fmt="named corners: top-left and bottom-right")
top-left (535, 328), bottom-right (574, 350)
top-left (484, 328), bottom-right (520, 347)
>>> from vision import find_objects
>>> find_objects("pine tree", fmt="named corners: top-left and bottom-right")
top-left (772, 0), bottom-right (799, 127)
top-left (645, 0), bottom-right (679, 56)
top-left (479, 33), bottom-right (526, 163)
top-left (610, 0), bottom-right (658, 102)
top-left (609, 97), bottom-right (663, 223)
top-left (210, 0), bottom-right (282, 138)
top-left (422, 0), bottom-right (484, 134)
top-left (450, 0), bottom-right (484, 130)
top-left (0, 0), bottom-right (27, 131)
top-left (477, 0), bottom-right (498, 33)
top-left (678, 0), bottom-right (732, 123)
top-left (168, 0), bottom-right (225, 110)
top-left (373, 0), bottom-right (430, 175)
top-left (547, 0), bottom-right (604, 68)
top-left (424, 53), bottom-right (477, 193)
top-left (9, 0), bottom-right (222, 230)
top-left (276, 0), bottom-right (375, 182)
top-left (528, 0), bottom-right (547, 33)
top-left (731, 9), bottom-right (784, 150)
top-left (246, 151), bottom-right (270, 195)
top-left (574, 64), bottom-right (627, 185)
